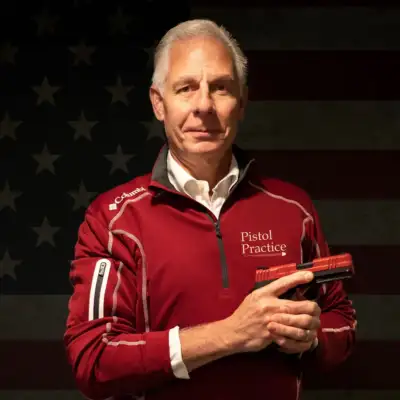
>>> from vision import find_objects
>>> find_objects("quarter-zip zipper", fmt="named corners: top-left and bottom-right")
top-left (206, 214), bottom-right (230, 288)
top-left (149, 157), bottom-right (255, 290)
top-left (202, 159), bottom-right (255, 289)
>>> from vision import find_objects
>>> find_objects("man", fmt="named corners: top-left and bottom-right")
top-left (64, 19), bottom-right (356, 400)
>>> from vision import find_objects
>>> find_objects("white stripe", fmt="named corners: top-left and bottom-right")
top-left (104, 339), bottom-right (146, 346)
top-left (302, 391), bottom-right (400, 400)
top-left (0, 294), bottom-right (398, 341)
top-left (314, 200), bottom-right (400, 246)
top-left (106, 193), bottom-right (151, 334)
top-left (98, 259), bottom-right (111, 319)
top-left (236, 101), bottom-right (400, 150)
top-left (191, 7), bottom-right (400, 50)
top-left (0, 391), bottom-right (86, 400)
top-left (111, 229), bottom-right (150, 333)
top-left (249, 181), bottom-right (315, 264)
top-left (88, 259), bottom-right (102, 321)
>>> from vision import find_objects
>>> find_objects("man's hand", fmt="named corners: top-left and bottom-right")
top-left (223, 270), bottom-right (315, 353)
top-left (179, 271), bottom-right (316, 374)
top-left (267, 294), bottom-right (321, 354)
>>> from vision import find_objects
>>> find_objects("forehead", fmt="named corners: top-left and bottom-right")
top-left (167, 36), bottom-right (236, 82)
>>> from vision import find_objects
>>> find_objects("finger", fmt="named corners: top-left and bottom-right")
top-left (279, 300), bottom-right (321, 317)
top-left (268, 313), bottom-right (320, 331)
top-left (260, 271), bottom-right (314, 298)
top-left (274, 337), bottom-right (313, 354)
top-left (267, 322), bottom-right (317, 342)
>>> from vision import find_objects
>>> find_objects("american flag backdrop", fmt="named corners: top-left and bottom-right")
top-left (1, 0), bottom-right (399, 399)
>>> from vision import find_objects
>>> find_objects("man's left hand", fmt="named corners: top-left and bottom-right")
top-left (266, 300), bottom-right (321, 354)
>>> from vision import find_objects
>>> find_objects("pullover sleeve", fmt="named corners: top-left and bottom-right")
top-left (63, 205), bottom-right (187, 400)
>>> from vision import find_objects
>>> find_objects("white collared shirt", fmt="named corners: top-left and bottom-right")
top-left (167, 150), bottom-right (240, 218)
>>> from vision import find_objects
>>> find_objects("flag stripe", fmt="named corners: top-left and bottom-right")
top-left (1, 391), bottom-right (399, 400)
top-left (336, 245), bottom-right (400, 295)
top-left (191, 7), bottom-right (400, 50)
top-left (312, 200), bottom-right (400, 246)
top-left (302, 392), bottom-right (400, 400)
top-left (239, 101), bottom-right (400, 151)
top-left (241, 51), bottom-right (400, 101)
top-left (249, 151), bottom-right (400, 199)
top-left (0, 340), bottom-right (397, 390)
top-left (191, 0), bottom-right (396, 7)
top-left (302, 341), bottom-right (399, 390)
top-left (0, 392), bottom-right (85, 400)
top-left (0, 292), bottom-right (396, 340)
top-left (1, 245), bottom-right (398, 295)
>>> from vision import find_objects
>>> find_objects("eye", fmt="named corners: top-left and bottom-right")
top-left (212, 83), bottom-right (228, 93)
top-left (177, 86), bottom-right (190, 93)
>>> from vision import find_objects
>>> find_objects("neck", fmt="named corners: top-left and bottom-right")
top-left (170, 148), bottom-right (233, 190)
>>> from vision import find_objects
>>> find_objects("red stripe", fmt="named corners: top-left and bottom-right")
top-left (330, 245), bottom-right (399, 295)
top-left (192, 0), bottom-right (392, 7)
top-left (0, 340), bottom-right (395, 390)
top-left (244, 51), bottom-right (400, 100)
top-left (302, 340), bottom-right (397, 390)
top-left (249, 150), bottom-right (400, 199)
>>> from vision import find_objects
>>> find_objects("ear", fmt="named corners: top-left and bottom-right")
top-left (238, 85), bottom-right (248, 121)
top-left (149, 85), bottom-right (165, 121)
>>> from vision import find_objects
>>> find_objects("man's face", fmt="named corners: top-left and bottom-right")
top-left (150, 36), bottom-right (247, 157)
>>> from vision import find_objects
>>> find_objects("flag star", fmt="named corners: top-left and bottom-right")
top-left (141, 118), bottom-right (165, 142)
top-left (68, 181), bottom-right (97, 211)
top-left (32, 217), bottom-right (60, 247)
top-left (69, 41), bottom-right (96, 66)
top-left (104, 145), bottom-right (135, 174)
top-left (32, 76), bottom-right (60, 106)
top-left (32, 9), bottom-right (58, 36)
top-left (0, 250), bottom-right (21, 280)
top-left (0, 181), bottom-right (22, 212)
top-left (108, 7), bottom-right (133, 35)
top-left (0, 112), bottom-right (22, 140)
top-left (105, 76), bottom-right (134, 106)
top-left (68, 111), bottom-right (98, 141)
top-left (32, 143), bottom-right (60, 174)
top-left (0, 42), bottom-right (18, 65)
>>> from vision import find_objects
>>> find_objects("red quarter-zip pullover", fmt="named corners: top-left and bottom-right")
top-left (64, 146), bottom-right (356, 400)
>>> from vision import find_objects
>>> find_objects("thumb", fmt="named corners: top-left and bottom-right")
top-left (260, 270), bottom-right (314, 298)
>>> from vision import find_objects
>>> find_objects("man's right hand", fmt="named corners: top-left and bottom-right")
top-left (224, 270), bottom-right (315, 353)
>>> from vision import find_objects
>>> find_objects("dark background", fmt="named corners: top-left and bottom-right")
top-left (1, 1), bottom-right (399, 398)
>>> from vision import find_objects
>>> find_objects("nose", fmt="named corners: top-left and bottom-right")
top-left (193, 85), bottom-right (214, 115)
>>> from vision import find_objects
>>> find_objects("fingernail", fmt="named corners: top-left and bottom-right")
top-left (304, 272), bottom-right (313, 279)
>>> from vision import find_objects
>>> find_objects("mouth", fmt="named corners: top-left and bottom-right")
top-left (185, 128), bottom-right (221, 135)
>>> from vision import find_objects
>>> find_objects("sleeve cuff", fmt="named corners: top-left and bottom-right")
top-left (169, 326), bottom-right (190, 380)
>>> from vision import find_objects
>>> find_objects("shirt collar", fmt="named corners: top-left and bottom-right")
top-left (167, 150), bottom-right (239, 197)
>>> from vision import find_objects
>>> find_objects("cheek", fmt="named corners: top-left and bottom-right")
top-left (165, 101), bottom-right (191, 126)
top-left (220, 104), bottom-right (241, 125)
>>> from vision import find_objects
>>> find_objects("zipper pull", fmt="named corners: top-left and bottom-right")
top-left (215, 221), bottom-right (222, 238)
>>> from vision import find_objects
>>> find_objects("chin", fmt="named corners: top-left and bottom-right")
top-left (185, 140), bottom-right (229, 156)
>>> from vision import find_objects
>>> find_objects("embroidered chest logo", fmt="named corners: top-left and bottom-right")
top-left (108, 186), bottom-right (146, 210)
top-left (240, 230), bottom-right (287, 257)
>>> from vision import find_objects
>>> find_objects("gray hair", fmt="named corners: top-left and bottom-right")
top-left (151, 19), bottom-right (248, 96)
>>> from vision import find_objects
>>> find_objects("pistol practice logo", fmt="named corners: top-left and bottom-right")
top-left (240, 230), bottom-right (287, 257)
